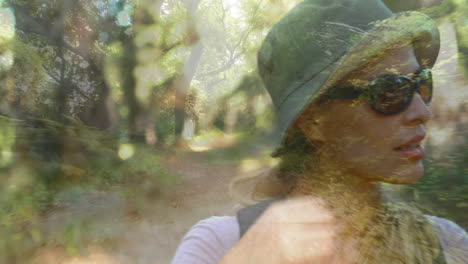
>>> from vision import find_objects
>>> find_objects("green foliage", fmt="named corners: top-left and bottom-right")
top-left (410, 135), bottom-right (468, 228)
top-left (214, 72), bottom-right (274, 134)
top-left (452, 0), bottom-right (468, 70)
top-left (156, 107), bottom-right (176, 145)
top-left (421, 0), bottom-right (456, 19)
top-left (0, 116), bottom-right (176, 261)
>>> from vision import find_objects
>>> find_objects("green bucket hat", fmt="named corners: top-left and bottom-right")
top-left (258, 0), bottom-right (440, 156)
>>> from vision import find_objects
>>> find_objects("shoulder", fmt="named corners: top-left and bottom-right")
top-left (425, 215), bottom-right (468, 264)
top-left (425, 215), bottom-right (467, 244)
top-left (171, 216), bottom-right (240, 264)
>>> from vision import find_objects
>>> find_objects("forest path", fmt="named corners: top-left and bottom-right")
top-left (112, 148), bottom-right (243, 264)
top-left (31, 135), bottom-right (269, 264)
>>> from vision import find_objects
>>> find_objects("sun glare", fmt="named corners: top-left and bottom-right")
top-left (118, 143), bottom-right (135, 160)
top-left (224, 0), bottom-right (242, 19)
top-left (0, 8), bottom-right (14, 39)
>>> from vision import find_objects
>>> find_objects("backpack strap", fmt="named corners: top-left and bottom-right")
top-left (236, 198), bottom-right (282, 237)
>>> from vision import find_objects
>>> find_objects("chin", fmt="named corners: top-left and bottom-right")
top-left (359, 159), bottom-right (425, 184)
top-left (383, 162), bottom-right (425, 184)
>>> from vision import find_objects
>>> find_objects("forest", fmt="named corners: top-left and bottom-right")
top-left (0, 0), bottom-right (466, 263)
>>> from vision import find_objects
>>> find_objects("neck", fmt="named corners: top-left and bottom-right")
top-left (290, 163), bottom-right (382, 205)
top-left (288, 160), bottom-right (385, 235)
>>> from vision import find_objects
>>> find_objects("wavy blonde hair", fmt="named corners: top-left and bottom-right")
top-left (229, 122), bottom-right (323, 205)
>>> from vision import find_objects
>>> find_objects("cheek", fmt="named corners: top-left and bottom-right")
top-left (332, 124), bottom-right (423, 183)
top-left (333, 135), bottom-right (384, 169)
top-left (320, 105), bottom-right (423, 183)
top-left (320, 101), bottom-right (402, 154)
top-left (325, 110), bottom-right (400, 166)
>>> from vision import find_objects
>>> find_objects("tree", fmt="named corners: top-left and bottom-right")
top-left (173, 0), bottom-right (203, 145)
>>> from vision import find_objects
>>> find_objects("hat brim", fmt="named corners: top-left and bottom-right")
top-left (271, 11), bottom-right (440, 156)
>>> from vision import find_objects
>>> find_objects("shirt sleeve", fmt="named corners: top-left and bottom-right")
top-left (171, 216), bottom-right (240, 264)
top-left (425, 215), bottom-right (468, 264)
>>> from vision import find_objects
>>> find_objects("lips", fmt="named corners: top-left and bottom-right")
top-left (394, 134), bottom-right (426, 161)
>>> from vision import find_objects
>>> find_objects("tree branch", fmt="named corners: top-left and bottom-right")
top-left (43, 65), bottom-right (92, 101)
top-left (197, 0), bottom-right (261, 78)
top-left (9, 1), bottom-right (94, 64)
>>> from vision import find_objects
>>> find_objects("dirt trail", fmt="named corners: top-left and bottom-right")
top-left (113, 155), bottom-right (242, 264)
top-left (31, 139), bottom-right (248, 264)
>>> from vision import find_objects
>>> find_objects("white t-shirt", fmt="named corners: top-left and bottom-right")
top-left (171, 215), bottom-right (467, 264)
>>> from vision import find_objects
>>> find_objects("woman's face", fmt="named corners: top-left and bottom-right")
top-left (299, 46), bottom-right (433, 184)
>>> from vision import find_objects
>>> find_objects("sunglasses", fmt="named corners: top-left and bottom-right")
top-left (323, 68), bottom-right (433, 115)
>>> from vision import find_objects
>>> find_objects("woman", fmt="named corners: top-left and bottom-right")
top-left (172, 0), bottom-right (468, 263)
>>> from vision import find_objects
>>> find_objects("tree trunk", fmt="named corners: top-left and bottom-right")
top-left (121, 38), bottom-right (142, 140)
top-left (174, 42), bottom-right (204, 145)
top-left (174, 0), bottom-right (203, 146)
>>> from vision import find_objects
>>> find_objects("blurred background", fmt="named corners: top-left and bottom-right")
top-left (0, 0), bottom-right (466, 263)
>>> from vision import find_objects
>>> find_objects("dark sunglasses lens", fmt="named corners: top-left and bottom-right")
top-left (371, 76), bottom-right (412, 114)
top-left (417, 69), bottom-right (432, 104)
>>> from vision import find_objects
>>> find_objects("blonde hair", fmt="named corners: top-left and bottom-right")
top-left (229, 122), bottom-right (322, 205)
top-left (228, 167), bottom-right (282, 206)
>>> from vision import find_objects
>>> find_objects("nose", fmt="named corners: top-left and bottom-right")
top-left (403, 93), bottom-right (433, 126)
